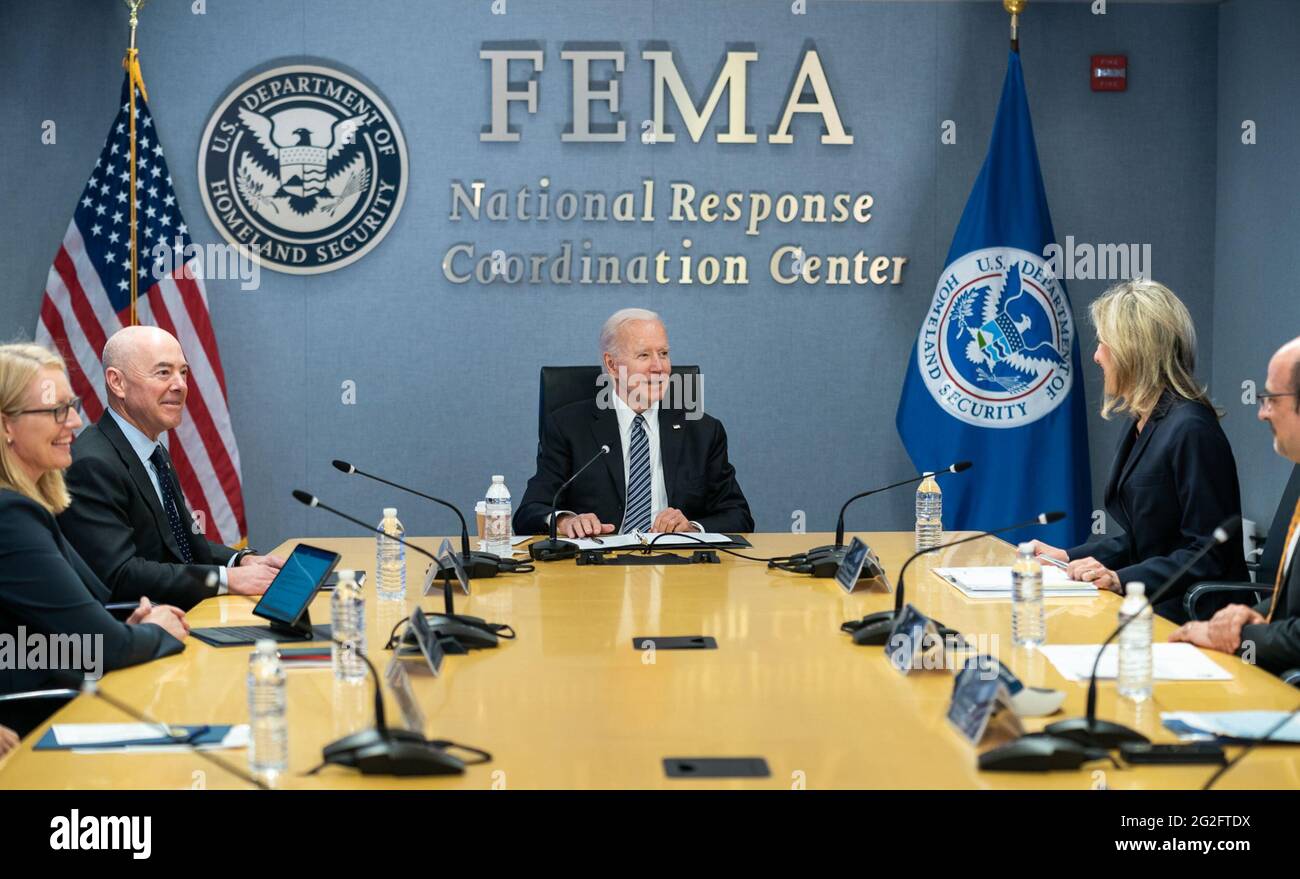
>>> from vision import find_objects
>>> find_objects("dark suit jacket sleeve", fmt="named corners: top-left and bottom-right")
top-left (60, 453), bottom-right (220, 608)
top-left (514, 414), bottom-right (574, 535)
top-left (1, 500), bottom-right (183, 676)
top-left (1066, 533), bottom-right (1131, 569)
top-left (692, 419), bottom-right (754, 534)
top-left (206, 540), bottom-right (237, 566)
top-left (1111, 418), bottom-right (1243, 592)
top-left (1240, 618), bottom-right (1300, 675)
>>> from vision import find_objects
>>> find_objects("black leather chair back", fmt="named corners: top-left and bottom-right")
top-left (537, 365), bottom-right (701, 445)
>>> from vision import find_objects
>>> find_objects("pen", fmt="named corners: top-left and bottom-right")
top-left (1035, 554), bottom-right (1069, 570)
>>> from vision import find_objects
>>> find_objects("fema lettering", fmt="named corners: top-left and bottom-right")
top-left (198, 64), bottom-right (408, 274)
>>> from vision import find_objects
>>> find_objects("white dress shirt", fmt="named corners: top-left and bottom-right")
top-left (106, 408), bottom-right (235, 592)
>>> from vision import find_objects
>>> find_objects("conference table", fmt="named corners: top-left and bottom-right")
top-left (2, 532), bottom-right (1298, 790)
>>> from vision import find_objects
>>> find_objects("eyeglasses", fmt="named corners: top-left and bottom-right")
top-left (1258, 391), bottom-right (1298, 412)
top-left (9, 397), bottom-right (83, 424)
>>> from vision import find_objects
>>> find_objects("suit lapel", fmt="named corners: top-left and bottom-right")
top-left (657, 408), bottom-right (684, 506)
top-left (1115, 392), bottom-right (1173, 492)
top-left (97, 414), bottom-right (187, 562)
top-left (590, 403), bottom-right (625, 502)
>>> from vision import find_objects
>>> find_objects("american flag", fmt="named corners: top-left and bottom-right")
top-left (36, 72), bottom-right (248, 546)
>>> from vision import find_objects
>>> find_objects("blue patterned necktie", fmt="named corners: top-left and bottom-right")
top-left (623, 414), bottom-right (653, 533)
top-left (150, 445), bottom-right (194, 564)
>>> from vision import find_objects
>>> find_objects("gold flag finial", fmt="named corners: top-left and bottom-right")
top-left (1004, 0), bottom-right (1027, 53)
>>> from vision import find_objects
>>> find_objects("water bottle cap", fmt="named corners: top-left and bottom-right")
top-left (492, 475), bottom-right (505, 483)
top-left (255, 639), bottom-right (277, 654)
top-left (335, 569), bottom-right (355, 583)
top-left (383, 507), bottom-right (397, 518)
top-left (1017, 542), bottom-right (1034, 554)
top-left (1126, 581), bottom-right (1145, 598)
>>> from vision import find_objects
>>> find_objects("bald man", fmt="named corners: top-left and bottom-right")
top-left (57, 326), bottom-right (281, 610)
top-left (1171, 336), bottom-right (1300, 675)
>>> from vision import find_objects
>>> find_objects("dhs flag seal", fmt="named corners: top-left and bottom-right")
top-left (198, 64), bottom-right (407, 274)
top-left (921, 246), bottom-right (1074, 428)
top-left (896, 51), bottom-right (1091, 548)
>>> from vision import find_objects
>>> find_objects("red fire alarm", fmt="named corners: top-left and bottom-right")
top-left (1091, 55), bottom-right (1127, 92)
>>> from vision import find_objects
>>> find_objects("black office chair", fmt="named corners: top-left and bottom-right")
top-left (1184, 463), bottom-right (1300, 621)
top-left (536, 365), bottom-right (701, 448)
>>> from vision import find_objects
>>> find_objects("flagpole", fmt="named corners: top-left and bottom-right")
top-left (122, 0), bottom-right (150, 326)
top-left (1004, 0), bottom-right (1026, 54)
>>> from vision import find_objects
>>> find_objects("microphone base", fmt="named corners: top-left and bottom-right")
top-left (321, 728), bottom-right (467, 776)
top-left (1043, 717), bottom-right (1150, 748)
top-left (530, 538), bottom-right (577, 562)
top-left (850, 610), bottom-right (898, 645)
top-left (439, 552), bottom-right (500, 580)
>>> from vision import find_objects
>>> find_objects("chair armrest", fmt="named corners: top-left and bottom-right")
top-left (0, 688), bottom-right (80, 704)
top-left (1282, 669), bottom-right (1300, 688)
top-left (104, 602), bottom-right (137, 621)
top-left (1184, 581), bottom-right (1270, 622)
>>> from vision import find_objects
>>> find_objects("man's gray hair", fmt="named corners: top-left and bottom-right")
top-left (599, 308), bottom-right (661, 358)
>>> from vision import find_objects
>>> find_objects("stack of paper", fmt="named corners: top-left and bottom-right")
top-left (1039, 643), bottom-right (1233, 682)
top-left (1162, 711), bottom-right (1300, 743)
top-left (558, 532), bottom-right (733, 552)
top-left (934, 566), bottom-right (1097, 599)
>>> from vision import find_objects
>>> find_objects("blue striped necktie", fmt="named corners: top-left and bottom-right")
top-left (150, 444), bottom-right (195, 564)
top-left (624, 414), bottom-right (653, 533)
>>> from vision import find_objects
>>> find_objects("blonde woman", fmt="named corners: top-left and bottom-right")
top-left (1032, 280), bottom-right (1247, 622)
top-left (0, 344), bottom-right (186, 737)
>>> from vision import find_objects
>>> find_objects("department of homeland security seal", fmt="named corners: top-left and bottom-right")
top-left (197, 64), bottom-right (407, 274)
top-left (917, 247), bottom-right (1074, 429)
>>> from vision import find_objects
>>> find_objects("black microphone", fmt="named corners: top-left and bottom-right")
top-left (844, 511), bottom-right (1067, 646)
top-left (776, 461), bottom-right (973, 578)
top-left (331, 459), bottom-right (503, 580)
top-left (80, 680), bottom-right (269, 789)
top-left (292, 489), bottom-right (503, 636)
top-left (316, 637), bottom-right (489, 776)
top-left (1045, 516), bottom-right (1240, 749)
top-left (530, 444), bottom-right (612, 561)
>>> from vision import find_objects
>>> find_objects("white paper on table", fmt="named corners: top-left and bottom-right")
top-left (935, 566), bottom-right (1095, 592)
top-left (558, 531), bottom-right (733, 551)
top-left (53, 722), bottom-right (250, 752)
top-left (1039, 643), bottom-right (1233, 682)
top-left (1163, 711), bottom-right (1300, 743)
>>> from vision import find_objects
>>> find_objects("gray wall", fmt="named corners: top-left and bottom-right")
top-left (0, 0), bottom-right (1272, 552)
top-left (1211, 0), bottom-right (1300, 537)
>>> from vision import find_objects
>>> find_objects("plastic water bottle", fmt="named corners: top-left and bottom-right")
top-left (485, 475), bottom-right (512, 558)
top-left (1011, 543), bottom-right (1046, 647)
top-left (247, 640), bottom-right (287, 781)
top-left (375, 507), bottom-right (406, 601)
top-left (914, 472), bottom-right (942, 551)
top-left (1117, 581), bottom-right (1153, 702)
top-left (331, 569), bottom-right (366, 683)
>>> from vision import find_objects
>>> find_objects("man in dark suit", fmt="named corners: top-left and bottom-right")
top-left (58, 326), bottom-right (281, 610)
top-left (1172, 337), bottom-right (1300, 675)
top-left (515, 308), bottom-right (753, 537)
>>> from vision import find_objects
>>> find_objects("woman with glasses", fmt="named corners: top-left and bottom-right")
top-left (0, 343), bottom-right (187, 737)
top-left (1031, 280), bottom-right (1248, 622)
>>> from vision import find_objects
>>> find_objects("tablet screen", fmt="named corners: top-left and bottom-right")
top-left (253, 544), bottom-right (339, 626)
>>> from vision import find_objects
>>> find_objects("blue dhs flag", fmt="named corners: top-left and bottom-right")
top-left (895, 52), bottom-right (1090, 548)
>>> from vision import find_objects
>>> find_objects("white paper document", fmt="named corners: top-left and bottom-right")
top-left (934, 566), bottom-right (1097, 599)
top-left (559, 531), bottom-right (733, 552)
top-left (51, 723), bottom-right (250, 753)
top-left (1163, 711), bottom-right (1300, 743)
top-left (1039, 643), bottom-right (1233, 682)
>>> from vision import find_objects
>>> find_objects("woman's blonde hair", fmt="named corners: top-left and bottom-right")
top-left (0, 343), bottom-right (74, 513)
top-left (1089, 279), bottom-right (1215, 420)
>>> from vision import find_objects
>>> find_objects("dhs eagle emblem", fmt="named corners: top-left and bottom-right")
top-left (917, 247), bottom-right (1074, 428)
top-left (198, 64), bottom-right (407, 274)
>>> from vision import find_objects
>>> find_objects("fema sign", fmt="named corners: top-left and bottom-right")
top-left (917, 247), bottom-right (1074, 429)
top-left (197, 64), bottom-right (408, 274)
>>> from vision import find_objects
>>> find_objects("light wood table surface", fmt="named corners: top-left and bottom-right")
top-left (2, 532), bottom-right (1297, 789)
